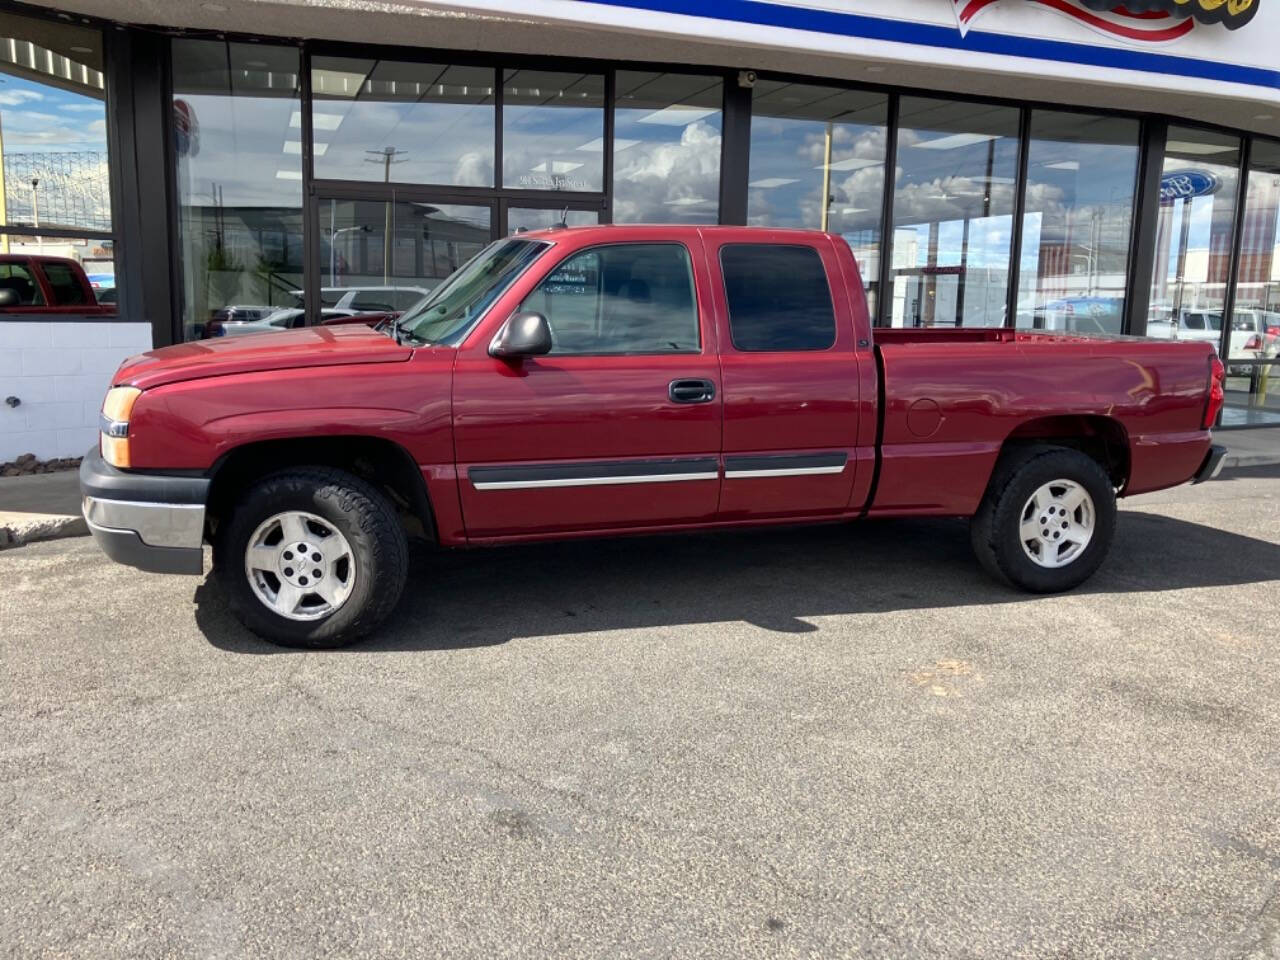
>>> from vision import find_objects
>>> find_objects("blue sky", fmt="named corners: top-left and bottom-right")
top-left (0, 73), bottom-right (107, 153)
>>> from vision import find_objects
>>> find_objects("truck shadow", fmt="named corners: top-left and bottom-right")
top-left (193, 507), bottom-right (1280, 655)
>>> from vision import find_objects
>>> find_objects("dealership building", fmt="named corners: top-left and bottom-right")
top-left (1, 0), bottom-right (1278, 461)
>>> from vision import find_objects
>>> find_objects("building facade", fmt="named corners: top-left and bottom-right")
top-left (2, 0), bottom-right (1279, 461)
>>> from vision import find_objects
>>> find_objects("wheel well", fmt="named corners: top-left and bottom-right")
top-left (1001, 415), bottom-right (1130, 489)
top-left (205, 436), bottom-right (436, 542)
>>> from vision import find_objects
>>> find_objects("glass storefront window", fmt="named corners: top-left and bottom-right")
top-left (613, 71), bottom-right (722, 223)
top-left (317, 197), bottom-right (491, 317)
top-left (1147, 126), bottom-right (1241, 351)
top-left (1017, 111), bottom-right (1139, 335)
top-left (1224, 139), bottom-right (1280, 427)
top-left (502, 70), bottom-right (604, 192)
top-left (889, 97), bottom-right (1020, 328)
top-left (311, 58), bottom-right (495, 187)
top-left (173, 40), bottom-right (303, 340)
top-left (318, 197), bottom-right (491, 318)
top-left (748, 81), bottom-right (888, 316)
top-left (507, 207), bottom-right (599, 233)
top-left (0, 11), bottom-right (115, 313)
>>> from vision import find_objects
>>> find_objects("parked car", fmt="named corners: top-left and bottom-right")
top-left (0, 255), bottom-right (115, 315)
top-left (1176, 308), bottom-right (1225, 348)
top-left (86, 271), bottom-right (117, 306)
top-left (1227, 309), bottom-right (1280, 371)
top-left (81, 225), bottom-right (1226, 648)
top-left (288, 285), bottom-right (433, 313)
top-left (211, 307), bottom-right (361, 337)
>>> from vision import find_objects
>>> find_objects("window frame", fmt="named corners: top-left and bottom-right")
top-left (717, 241), bottom-right (839, 353)
top-left (520, 240), bottom-right (704, 357)
top-left (0, 7), bottom-right (118, 322)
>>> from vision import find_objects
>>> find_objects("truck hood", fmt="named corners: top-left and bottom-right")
top-left (115, 325), bottom-right (414, 390)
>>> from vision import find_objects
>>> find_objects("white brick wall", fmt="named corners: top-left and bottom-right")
top-left (1, 321), bottom-right (154, 462)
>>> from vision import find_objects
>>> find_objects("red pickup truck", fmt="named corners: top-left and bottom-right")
top-left (0, 254), bottom-right (115, 314)
top-left (80, 225), bottom-right (1226, 647)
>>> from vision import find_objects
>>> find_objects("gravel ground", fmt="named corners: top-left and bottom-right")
top-left (2, 467), bottom-right (1279, 959)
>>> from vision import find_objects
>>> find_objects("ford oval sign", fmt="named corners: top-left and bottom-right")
top-left (1160, 170), bottom-right (1222, 204)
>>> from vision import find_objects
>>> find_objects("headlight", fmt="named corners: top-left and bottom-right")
top-left (100, 386), bottom-right (141, 468)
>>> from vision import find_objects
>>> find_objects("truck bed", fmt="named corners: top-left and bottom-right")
top-left (868, 327), bottom-right (1216, 516)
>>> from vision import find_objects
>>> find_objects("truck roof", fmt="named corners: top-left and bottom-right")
top-left (514, 224), bottom-right (836, 243)
top-left (0, 253), bottom-right (85, 266)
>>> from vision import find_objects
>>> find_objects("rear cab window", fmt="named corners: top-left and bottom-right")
top-left (41, 262), bottom-right (91, 306)
top-left (718, 244), bottom-right (836, 351)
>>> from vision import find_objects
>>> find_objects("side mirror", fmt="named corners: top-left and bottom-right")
top-left (489, 311), bottom-right (552, 359)
top-left (0, 288), bottom-right (20, 308)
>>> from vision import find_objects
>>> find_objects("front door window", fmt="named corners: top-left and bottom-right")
top-left (519, 243), bottom-right (700, 354)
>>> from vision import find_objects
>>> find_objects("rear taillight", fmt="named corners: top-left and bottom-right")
top-left (1267, 325), bottom-right (1280, 338)
top-left (1202, 354), bottom-right (1225, 429)
top-left (205, 320), bottom-right (224, 338)
top-left (1244, 334), bottom-right (1262, 351)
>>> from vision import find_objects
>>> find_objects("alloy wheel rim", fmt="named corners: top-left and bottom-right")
top-left (1019, 479), bottom-right (1095, 569)
top-left (245, 510), bottom-right (354, 621)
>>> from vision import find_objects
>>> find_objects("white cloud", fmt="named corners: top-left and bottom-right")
top-left (613, 120), bottom-right (722, 222)
top-left (0, 89), bottom-right (44, 107)
top-left (454, 152), bottom-right (493, 188)
top-left (5, 111), bottom-right (63, 127)
top-left (60, 102), bottom-right (105, 113)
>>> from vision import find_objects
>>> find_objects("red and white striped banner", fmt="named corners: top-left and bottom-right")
top-left (954, 0), bottom-right (1196, 43)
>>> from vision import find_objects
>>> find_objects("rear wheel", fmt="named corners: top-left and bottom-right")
top-left (217, 467), bottom-right (407, 647)
top-left (969, 447), bottom-right (1116, 593)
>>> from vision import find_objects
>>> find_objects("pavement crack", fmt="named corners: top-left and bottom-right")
top-left (1233, 883), bottom-right (1280, 960)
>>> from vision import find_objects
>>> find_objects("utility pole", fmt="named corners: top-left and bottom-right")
top-left (0, 115), bottom-right (8, 254)
top-left (365, 146), bottom-right (407, 184)
top-left (365, 147), bottom-right (407, 284)
top-left (820, 121), bottom-right (832, 233)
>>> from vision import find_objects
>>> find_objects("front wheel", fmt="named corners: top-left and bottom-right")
top-left (969, 447), bottom-right (1117, 593)
top-left (217, 467), bottom-right (408, 647)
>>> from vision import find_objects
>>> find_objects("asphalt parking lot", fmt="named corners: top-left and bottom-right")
top-left (3, 468), bottom-right (1279, 959)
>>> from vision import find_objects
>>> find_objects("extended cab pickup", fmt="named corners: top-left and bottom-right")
top-left (0, 254), bottom-right (115, 314)
top-left (80, 226), bottom-right (1227, 647)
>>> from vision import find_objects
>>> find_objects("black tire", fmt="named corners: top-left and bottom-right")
top-left (969, 446), bottom-right (1117, 593)
top-left (216, 467), bottom-right (408, 648)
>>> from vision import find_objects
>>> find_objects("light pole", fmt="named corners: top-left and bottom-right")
top-left (328, 224), bottom-right (372, 286)
top-left (30, 178), bottom-right (40, 253)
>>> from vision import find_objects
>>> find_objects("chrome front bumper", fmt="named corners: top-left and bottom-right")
top-left (79, 447), bottom-right (210, 575)
top-left (83, 496), bottom-right (205, 549)
top-left (82, 497), bottom-right (206, 575)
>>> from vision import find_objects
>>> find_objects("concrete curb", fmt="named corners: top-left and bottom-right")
top-left (0, 514), bottom-right (89, 550)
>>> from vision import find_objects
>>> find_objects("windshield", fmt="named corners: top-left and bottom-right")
top-left (396, 238), bottom-right (550, 345)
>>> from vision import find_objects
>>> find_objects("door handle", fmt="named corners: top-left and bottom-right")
top-left (669, 378), bottom-right (716, 404)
